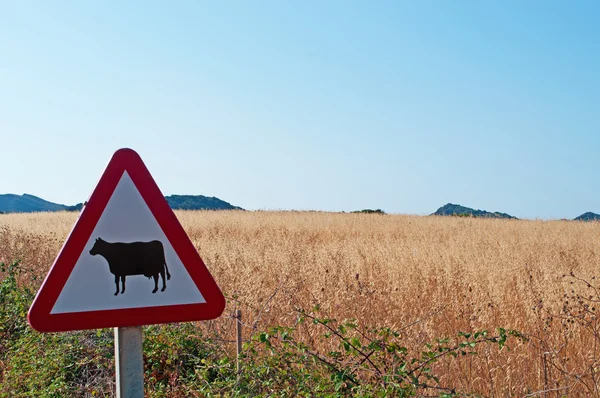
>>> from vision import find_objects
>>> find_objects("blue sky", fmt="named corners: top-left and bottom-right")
top-left (1, 1), bottom-right (598, 219)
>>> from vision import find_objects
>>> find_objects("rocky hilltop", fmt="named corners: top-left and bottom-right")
top-left (432, 203), bottom-right (517, 219)
top-left (573, 212), bottom-right (600, 222)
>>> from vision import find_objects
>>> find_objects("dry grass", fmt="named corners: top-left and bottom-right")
top-left (2, 210), bottom-right (600, 396)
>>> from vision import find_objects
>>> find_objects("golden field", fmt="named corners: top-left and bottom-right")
top-left (2, 210), bottom-right (600, 396)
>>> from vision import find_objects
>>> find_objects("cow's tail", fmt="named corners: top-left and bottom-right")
top-left (165, 260), bottom-right (171, 280)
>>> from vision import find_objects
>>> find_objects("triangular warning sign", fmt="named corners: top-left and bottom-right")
top-left (28, 148), bottom-right (225, 332)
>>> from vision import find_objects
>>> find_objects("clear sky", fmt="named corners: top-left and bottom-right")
top-left (1, 1), bottom-right (598, 219)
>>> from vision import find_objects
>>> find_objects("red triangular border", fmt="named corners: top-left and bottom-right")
top-left (28, 148), bottom-right (225, 332)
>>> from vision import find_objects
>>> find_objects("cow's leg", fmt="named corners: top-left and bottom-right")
top-left (160, 269), bottom-right (167, 292)
top-left (121, 275), bottom-right (126, 294)
top-left (114, 275), bottom-right (119, 296)
top-left (152, 274), bottom-right (159, 293)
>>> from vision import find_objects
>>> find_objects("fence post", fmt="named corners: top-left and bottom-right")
top-left (236, 309), bottom-right (242, 376)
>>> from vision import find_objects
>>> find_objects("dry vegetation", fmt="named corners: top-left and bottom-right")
top-left (2, 210), bottom-right (600, 396)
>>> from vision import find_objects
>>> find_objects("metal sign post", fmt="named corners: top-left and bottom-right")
top-left (115, 326), bottom-right (144, 398)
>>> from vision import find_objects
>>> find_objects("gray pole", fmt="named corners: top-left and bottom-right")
top-left (115, 326), bottom-right (144, 398)
top-left (236, 309), bottom-right (242, 375)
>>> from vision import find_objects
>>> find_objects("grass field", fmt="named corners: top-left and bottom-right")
top-left (2, 210), bottom-right (600, 396)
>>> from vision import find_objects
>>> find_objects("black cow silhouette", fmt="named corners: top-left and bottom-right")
top-left (89, 238), bottom-right (171, 296)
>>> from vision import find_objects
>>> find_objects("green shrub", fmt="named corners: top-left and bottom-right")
top-left (0, 262), bottom-right (115, 397)
top-left (352, 209), bottom-right (386, 215)
top-left (0, 262), bottom-right (525, 397)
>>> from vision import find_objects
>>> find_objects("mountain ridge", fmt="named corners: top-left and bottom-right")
top-left (0, 193), bottom-right (243, 213)
top-left (1, 194), bottom-right (598, 221)
top-left (0, 194), bottom-right (69, 213)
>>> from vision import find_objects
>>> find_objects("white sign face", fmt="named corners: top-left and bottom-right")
top-left (51, 172), bottom-right (206, 314)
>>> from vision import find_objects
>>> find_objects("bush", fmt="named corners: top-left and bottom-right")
top-left (0, 262), bottom-right (525, 397)
top-left (352, 209), bottom-right (386, 215)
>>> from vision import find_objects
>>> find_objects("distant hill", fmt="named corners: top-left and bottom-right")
top-left (432, 203), bottom-right (517, 219)
top-left (0, 193), bottom-right (242, 213)
top-left (0, 194), bottom-right (69, 213)
top-left (165, 195), bottom-right (243, 211)
top-left (573, 212), bottom-right (600, 222)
